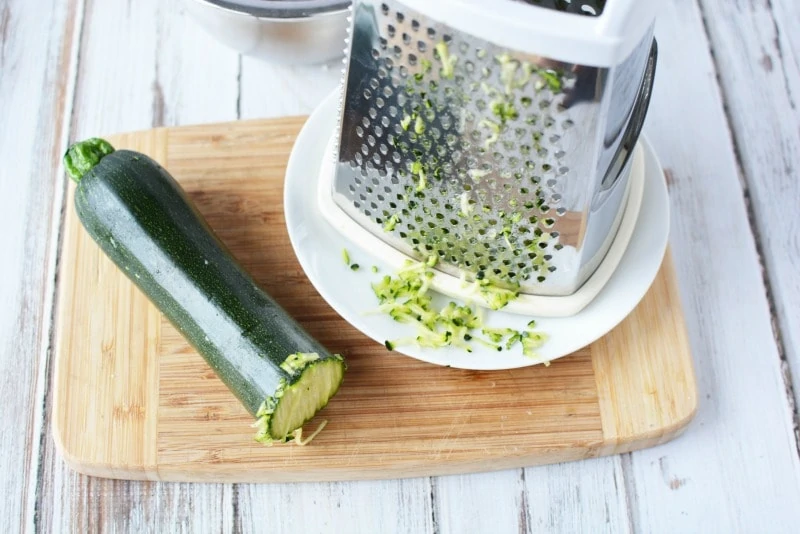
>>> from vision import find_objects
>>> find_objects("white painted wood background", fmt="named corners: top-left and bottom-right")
top-left (1, 0), bottom-right (798, 531)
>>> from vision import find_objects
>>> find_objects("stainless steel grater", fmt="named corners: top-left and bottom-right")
top-left (329, 0), bottom-right (658, 299)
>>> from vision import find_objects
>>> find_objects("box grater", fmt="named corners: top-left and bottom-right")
top-left (328, 0), bottom-right (658, 300)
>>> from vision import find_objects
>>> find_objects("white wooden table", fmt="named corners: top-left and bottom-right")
top-left (2, 0), bottom-right (799, 531)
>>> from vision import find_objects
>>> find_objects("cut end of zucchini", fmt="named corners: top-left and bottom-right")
top-left (253, 354), bottom-right (345, 445)
top-left (64, 138), bottom-right (116, 183)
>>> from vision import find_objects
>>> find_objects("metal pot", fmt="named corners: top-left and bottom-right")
top-left (184, 0), bottom-right (351, 64)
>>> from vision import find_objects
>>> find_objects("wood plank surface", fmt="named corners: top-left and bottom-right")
top-left (697, 0), bottom-right (800, 413)
top-left (621, 1), bottom-right (800, 531)
top-left (0, 0), bottom-right (79, 532)
top-left (0, 0), bottom-right (798, 531)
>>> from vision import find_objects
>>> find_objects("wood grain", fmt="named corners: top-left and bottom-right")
top-left (0, 0), bottom-right (79, 532)
top-left (593, 251), bottom-right (697, 454)
top-left (698, 0), bottom-right (800, 414)
top-left (51, 117), bottom-right (696, 483)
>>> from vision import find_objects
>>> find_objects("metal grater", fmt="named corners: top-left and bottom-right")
top-left (330, 0), bottom-right (658, 297)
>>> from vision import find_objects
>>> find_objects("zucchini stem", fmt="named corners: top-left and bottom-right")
top-left (64, 138), bottom-right (116, 183)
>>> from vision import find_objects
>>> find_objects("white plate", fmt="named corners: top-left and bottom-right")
top-left (284, 91), bottom-right (670, 370)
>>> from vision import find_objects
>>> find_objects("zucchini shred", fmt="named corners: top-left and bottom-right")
top-left (357, 254), bottom-right (550, 362)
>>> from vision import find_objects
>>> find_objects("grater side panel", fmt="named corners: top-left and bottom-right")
top-left (332, 0), bottom-right (644, 297)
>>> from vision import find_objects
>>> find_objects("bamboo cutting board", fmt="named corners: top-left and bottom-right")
top-left (52, 117), bottom-right (697, 483)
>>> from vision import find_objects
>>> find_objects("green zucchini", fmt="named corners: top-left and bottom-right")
top-left (64, 138), bottom-right (345, 445)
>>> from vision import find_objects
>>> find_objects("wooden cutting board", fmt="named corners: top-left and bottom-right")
top-left (52, 117), bottom-right (697, 483)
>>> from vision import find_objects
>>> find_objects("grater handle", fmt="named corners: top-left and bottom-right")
top-left (600, 39), bottom-right (658, 191)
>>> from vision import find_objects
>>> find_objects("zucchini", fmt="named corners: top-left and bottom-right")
top-left (64, 138), bottom-right (345, 445)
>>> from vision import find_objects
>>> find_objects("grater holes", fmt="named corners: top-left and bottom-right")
top-left (551, 193), bottom-right (562, 203)
top-left (379, 143), bottom-right (388, 155)
top-left (417, 41), bottom-right (427, 53)
top-left (546, 178), bottom-right (557, 187)
top-left (557, 166), bottom-right (569, 175)
top-left (554, 149), bottom-right (566, 159)
top-left (407, 53), bottom-right (417, 66)
top-left (378, 66), bottom-right (389, 79)
top-left (356, 125), bottom-right (364, 138)
top-left (426, 27), bottom-right (436, 39)
top-left (395, 11), bottom-right (404, 23)
top-left (371, 48), bottom-right (381, 60)
top-left (402, 32), bottom-right (411, 45)
top-left (380, 3), bottom-right (389, 14)
top-left (379, 37), bottom-right (388, 50)
top-left (363, 88), bottom-right (372, 100)
top-left (393, 45), bottom-right (402, 58)
top-left (562, 119), bottom-right (574, 129)
top-left (556, 207), bottom-right (567, 216)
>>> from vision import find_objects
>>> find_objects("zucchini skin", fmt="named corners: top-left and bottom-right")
top-left (74, 149), bottom-right (334, 417)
